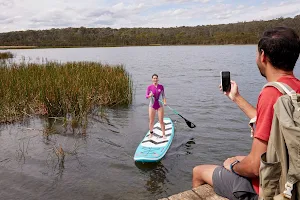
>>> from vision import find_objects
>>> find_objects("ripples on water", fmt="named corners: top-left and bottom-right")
top-left (1, 46), bottom-right (300, 200)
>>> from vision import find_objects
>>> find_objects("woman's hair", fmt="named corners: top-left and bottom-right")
top-left (152, 74), bottom-right (158, 78)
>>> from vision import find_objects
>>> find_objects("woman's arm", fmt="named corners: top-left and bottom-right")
top-left (146, 87), bottom-right (152, 99)
top-left (162, 86), bottom-right (166, 104)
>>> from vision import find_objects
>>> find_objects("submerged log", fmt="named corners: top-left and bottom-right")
top-left (159, 184), bottom-right (228, 200)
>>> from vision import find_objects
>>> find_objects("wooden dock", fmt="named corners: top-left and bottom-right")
top-left (159, 184), bottom-right (228, 200)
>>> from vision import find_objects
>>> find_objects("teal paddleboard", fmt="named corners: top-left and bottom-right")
top-left (134, 117), bottom-right (175, 162)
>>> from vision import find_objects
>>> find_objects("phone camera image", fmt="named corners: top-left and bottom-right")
top-left (221, 71), bottom-right (231, 92)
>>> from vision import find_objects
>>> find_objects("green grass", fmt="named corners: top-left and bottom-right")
top-left (0, 61), bottom-right (133, 124)
top-left (0, 52), bottom-right (13, 59)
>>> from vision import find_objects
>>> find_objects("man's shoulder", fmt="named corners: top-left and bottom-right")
top-left (260, 77), bottom-right (300, 96)
top-left (260, 86), bottom-right (282, 96)
top-left (257, 86), bottom-right (282, 107)
top-left (278, 76), bottom-right (300, 92)
top-left (282, 78), bottom-right (300, 93)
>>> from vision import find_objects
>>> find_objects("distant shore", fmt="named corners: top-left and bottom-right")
top-left (0, 46), bottom-right (38, 49)
top-left (0, 44), bottom-right (257, 50)
top-left (1, 15), bottom-right (299, 49)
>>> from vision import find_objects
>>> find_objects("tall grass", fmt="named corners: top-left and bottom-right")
top-left (0, 61), bottom-right (133, 124)
top-left (0, 51), bottom-right (13, 59)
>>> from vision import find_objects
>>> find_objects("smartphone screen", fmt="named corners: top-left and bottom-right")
top-left (221, 71), bottom-right (231, 92)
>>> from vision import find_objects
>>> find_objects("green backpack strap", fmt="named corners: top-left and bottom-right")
top-left (263, 82), bottom-right (298, 105)
top-left (263, 82), bottom-right (294, 94)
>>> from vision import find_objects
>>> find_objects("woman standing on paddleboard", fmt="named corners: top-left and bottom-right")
top-left (146, 74), bottom-right (167, 139)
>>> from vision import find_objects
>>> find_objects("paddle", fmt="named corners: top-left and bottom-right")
top-left (159, 100), bottom-right (196, 128)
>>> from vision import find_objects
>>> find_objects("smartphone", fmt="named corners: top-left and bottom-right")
top-left (220, 71), bottom-right (231, 92)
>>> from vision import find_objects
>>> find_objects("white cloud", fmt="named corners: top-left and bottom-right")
top-left (0, 0), bottom-right (14, 7)
top-left (163, 0), bottom-right (210, 3)
top-left (0, 0), bottom-right (299, 32)
top-left (237, 1), bottom-right (300, 22)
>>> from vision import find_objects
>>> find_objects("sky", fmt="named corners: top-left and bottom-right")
top-left (0, 0), bottom-right (300, 33)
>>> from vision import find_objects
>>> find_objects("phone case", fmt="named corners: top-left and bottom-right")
top-left (220, 71), bottom-right (231, 92)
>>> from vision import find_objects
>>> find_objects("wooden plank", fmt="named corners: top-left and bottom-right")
top-left (168, 190), bottom-right (200, 200)
top-left (193, 185), bottom-right (228, 200)
top-left (160, 184), bottom-right (228, 200)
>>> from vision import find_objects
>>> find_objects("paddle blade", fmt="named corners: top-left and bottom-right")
top-left (178, 114), bottom-right (196, 128)
top-left (185, 119), bottom-right (196, 128)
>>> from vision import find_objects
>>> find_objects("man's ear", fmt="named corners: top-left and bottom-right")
top-left (260, 50), bottom-right (267, 63)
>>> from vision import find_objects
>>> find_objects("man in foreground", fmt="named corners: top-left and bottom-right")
top-left (192, 27), bottom-right (300, 199)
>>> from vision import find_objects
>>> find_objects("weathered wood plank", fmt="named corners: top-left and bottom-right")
top-left (158, 184), bottom-right (228, 200)
top-left (193, 185), bottom-right (228, 200)
top-left (168, 190), bottom-right (200, 200)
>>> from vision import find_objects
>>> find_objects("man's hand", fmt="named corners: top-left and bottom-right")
top-left (235, 156), bottom-right (246, 161)
top-left (220, 80), bottom-right (240, 101)
top-left (223, 157), bottom-right (239, 171)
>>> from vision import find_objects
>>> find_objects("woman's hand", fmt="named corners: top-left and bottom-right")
top-left (149, 91), bottom-right (154, 97)
top-left (163, 99), bottom-right (167, 106)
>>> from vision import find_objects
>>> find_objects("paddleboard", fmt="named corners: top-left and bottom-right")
top-left (134, 117), bottom-right (175, 162)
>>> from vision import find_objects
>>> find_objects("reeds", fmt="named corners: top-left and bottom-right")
top-left (0, 51), bottom-right (13, 59)
top-left (0, 61), bottom-right (133, 124)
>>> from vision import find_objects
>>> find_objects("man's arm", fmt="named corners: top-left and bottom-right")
top-left (224, 138), bottom-right (267, 177)
top-left (223, 86), bottom-right (279, 177)
top-left (222, 81), bottom-right (257, 119)
top-left (233, 94), bottom-right (257, 119)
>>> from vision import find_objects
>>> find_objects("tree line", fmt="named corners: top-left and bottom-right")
top-left (1, 15), bottom-right (300, 47)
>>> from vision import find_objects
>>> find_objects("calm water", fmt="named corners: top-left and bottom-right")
top-left (1, 46), bottom-right (300, 200)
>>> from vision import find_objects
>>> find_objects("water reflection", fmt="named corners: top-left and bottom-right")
top-left (42, 117), bottom-right (89, 140)
top-left (43, 149), bottom-right (86, 194)
top-left (16, 138), bottom-right (30, 164)
top-left (184, 138), bottom-right (196, 155)
top-left (135, 161), bottom-right (169, 195)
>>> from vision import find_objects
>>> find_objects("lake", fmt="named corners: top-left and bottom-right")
top-left (1, 46), bottom-right (300, 200)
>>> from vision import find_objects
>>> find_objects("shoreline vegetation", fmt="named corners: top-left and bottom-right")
top-left (0, 15), bottom-right (299, 48)
top-left (0, 46), bottom-right (37, 49)
top-left (0, 44), bottom-right (256, 49)
top-left (0, 61), bottom-right (133, 126)
top-left (0, 51), bottom-right (14, 59)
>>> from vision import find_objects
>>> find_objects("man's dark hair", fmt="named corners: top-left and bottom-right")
top-left (152, 74), bottom-right (158, 78)
top-left (258, 26), bottom-right (300, 71)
